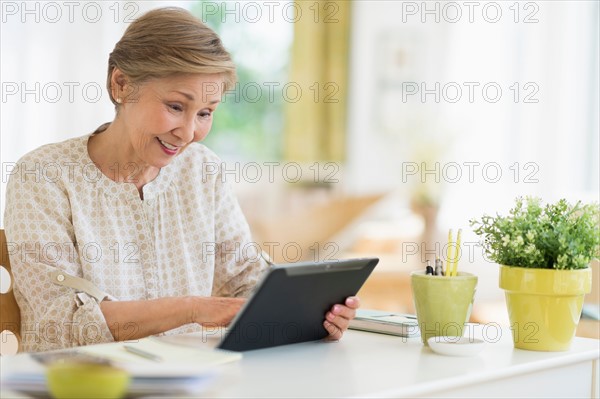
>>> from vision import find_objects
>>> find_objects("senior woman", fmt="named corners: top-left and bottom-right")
top-left (4, 7), bottom-right (359, 353)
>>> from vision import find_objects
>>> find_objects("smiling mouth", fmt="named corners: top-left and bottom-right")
top-left (157, 138), bottom-right (179, 151)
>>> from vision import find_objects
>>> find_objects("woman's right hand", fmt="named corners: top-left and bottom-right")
top-left (101, 296), bottom-right (246, 342)
top-left (190, 297), bottom-right (246, 327)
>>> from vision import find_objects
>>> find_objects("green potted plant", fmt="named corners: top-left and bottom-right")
top-left (470, 197), bottom-right (599, 351)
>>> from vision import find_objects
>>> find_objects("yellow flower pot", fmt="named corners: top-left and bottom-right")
top-left (499, 265), bottom-right (592, 351)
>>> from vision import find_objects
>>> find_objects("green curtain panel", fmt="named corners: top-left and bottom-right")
top-left (284, 1), bottom-right (351, 162)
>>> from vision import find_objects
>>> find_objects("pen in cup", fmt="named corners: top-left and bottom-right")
top-left (425, 260), bottom-right (434, 275)
top-left (435, 258), bottom-right (444, 276)
top-left (123, 345), bottom-right (163, 362)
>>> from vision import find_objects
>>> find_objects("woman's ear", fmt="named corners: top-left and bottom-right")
top-left (110, 68), bottom-right (128, 104)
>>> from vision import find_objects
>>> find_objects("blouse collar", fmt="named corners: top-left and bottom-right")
top-left (76, 134), bottom-right (176, 202)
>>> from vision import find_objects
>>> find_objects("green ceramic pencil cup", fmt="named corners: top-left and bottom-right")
top-left (411, 271), bottom-right (478, 346)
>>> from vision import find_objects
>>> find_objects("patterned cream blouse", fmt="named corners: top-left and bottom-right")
top-left (4, 134), bottom-right (269, 352)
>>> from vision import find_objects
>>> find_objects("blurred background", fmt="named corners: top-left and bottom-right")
top-left (1, 1), bottom-right (599, 325)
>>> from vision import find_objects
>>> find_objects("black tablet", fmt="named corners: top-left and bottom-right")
top-left (218, 257), bottom-right (379, 352)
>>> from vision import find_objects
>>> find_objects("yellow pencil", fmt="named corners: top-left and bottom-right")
top-left (447, 229), bottom-right (454, 277)
top-left (453, 229), bottom-right (462, 276)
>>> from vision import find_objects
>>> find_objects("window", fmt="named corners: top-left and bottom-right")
top-left (191, 1), bottom-right (293, 161)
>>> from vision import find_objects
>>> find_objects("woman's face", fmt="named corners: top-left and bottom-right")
top-left (117, 73), bottom-right (223, 169)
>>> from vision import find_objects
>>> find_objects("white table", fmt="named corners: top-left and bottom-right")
top-left (201, 326), bottom-right (599, 398)
top-left (2, 326), bottom-right (599, 398)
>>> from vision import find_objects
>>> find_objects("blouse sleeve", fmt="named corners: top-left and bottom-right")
top-left (211, 171), bottom-right (269, 298)
top-left (3, 157), bottom-right (114, 352)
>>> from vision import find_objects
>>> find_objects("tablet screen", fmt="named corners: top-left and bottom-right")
top-left (218, 258), bottom-right (379, 351)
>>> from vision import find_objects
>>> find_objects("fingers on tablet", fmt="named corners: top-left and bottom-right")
top-left (324, 320), bottom-right (342, 340)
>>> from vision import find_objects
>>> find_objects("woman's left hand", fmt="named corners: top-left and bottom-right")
top-left (323, 296), bottom-right (360, 340)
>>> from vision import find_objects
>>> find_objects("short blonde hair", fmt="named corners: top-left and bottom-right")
top-left (106, 7), bottom-right (236, 106)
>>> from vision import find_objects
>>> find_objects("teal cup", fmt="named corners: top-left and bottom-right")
top-left (411, 271), bottom-right (478, 345)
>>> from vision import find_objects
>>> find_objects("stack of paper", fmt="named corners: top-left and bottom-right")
top-left (1, 337), bottom-right (241, 396)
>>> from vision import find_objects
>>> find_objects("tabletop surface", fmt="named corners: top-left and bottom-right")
top-left (2, 325), bottom-right (599, 398)
top-left (191, 325), bottom-right (599, 398)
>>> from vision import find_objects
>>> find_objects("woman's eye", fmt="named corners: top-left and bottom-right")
top-left (168, 104), bottom-right (183, 112)
top-left (198, 111), bottom-right (212, 119)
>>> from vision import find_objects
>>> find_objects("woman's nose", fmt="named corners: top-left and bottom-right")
top-left (174, 117), bottom-right (196, 143)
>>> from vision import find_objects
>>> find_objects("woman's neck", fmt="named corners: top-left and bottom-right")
top-left (87, 121), bottom-right (160, 194)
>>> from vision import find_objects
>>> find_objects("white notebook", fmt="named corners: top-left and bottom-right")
top-left (2, 336), bottom-right (241, 396)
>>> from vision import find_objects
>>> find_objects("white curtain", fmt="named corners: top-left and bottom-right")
top-left (346, 0), bottom-right (599, 217)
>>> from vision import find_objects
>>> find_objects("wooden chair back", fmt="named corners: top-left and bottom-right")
top-left (0, 229), bottom-right (21, 354)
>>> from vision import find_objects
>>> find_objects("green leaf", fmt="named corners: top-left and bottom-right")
top-left (471, 197), bottom-right (599, 270)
